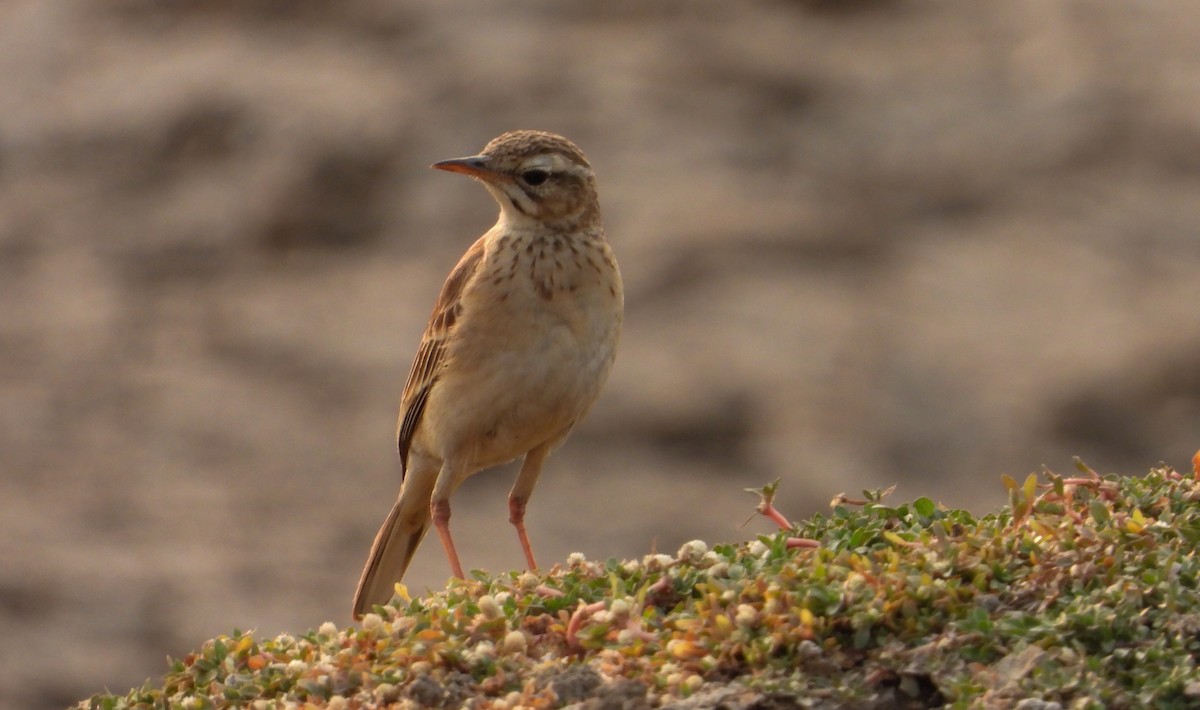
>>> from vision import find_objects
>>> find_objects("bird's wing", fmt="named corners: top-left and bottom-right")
top-left (397, 236), bottom-right (487, 474)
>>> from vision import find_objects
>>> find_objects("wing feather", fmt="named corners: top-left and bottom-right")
top-left (396, 237), bottom-right (487, 474)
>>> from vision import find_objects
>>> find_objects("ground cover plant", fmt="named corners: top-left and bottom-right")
top-left (80, 456), bottom-right (1200, 709)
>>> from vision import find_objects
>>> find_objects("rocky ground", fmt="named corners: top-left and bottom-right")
top-left (2, 1), bottom-right (1199, 707)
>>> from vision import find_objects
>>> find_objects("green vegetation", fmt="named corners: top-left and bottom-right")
top-left (79, 460), bottom-right (1200, 708)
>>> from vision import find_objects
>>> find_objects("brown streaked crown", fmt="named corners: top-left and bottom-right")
top-left (480, 130), bottom-right (591, 171)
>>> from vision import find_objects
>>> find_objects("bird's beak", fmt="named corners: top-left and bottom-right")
top-left (431, 155), bottom-right (499, 181)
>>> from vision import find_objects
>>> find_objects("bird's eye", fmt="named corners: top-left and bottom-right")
top-left (521, 169), bottom-right (549, 186)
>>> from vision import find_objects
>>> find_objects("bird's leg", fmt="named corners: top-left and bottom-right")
top-left (508, 497), bottom-right (537, 571)
top-left (509, 443), bottom-right (551, 571)
top-left (431, 498), bottom-right (466, 579)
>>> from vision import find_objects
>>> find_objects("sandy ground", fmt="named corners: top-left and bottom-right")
top-left (2, 2), bottom-right (1199, 707)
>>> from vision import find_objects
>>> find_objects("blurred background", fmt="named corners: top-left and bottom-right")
top-left (3, 1), bottom-right (1199, 707)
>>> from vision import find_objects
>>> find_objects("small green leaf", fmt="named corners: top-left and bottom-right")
top-left (1023, 473), bottom-right (1038, 502)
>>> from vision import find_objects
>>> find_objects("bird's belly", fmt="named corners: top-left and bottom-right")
top-left (422, 306), bottom-right (617, 470)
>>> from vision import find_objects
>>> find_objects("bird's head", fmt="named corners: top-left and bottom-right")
top-left (432, 130), bottom-right (600, 231)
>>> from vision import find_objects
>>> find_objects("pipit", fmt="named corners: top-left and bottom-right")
top-left (353, 131), bottom-right (623, 619)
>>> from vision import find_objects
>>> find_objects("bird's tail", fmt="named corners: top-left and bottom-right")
top-left (352, 481), bottom-right (432, 619)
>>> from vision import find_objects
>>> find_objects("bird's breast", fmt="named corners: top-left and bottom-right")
top-left (469, 230), bottom-right (620, 385)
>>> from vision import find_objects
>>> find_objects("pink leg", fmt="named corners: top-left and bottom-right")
top-left (509, 443), bottom-right (551, 571)
top-left (431, 499), bottom-right (466, 579)
top-left (509, 495), bottom-right (538, 570)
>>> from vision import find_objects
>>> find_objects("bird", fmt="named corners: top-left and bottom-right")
top-left (352, 130), bottom-right (623, 619)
